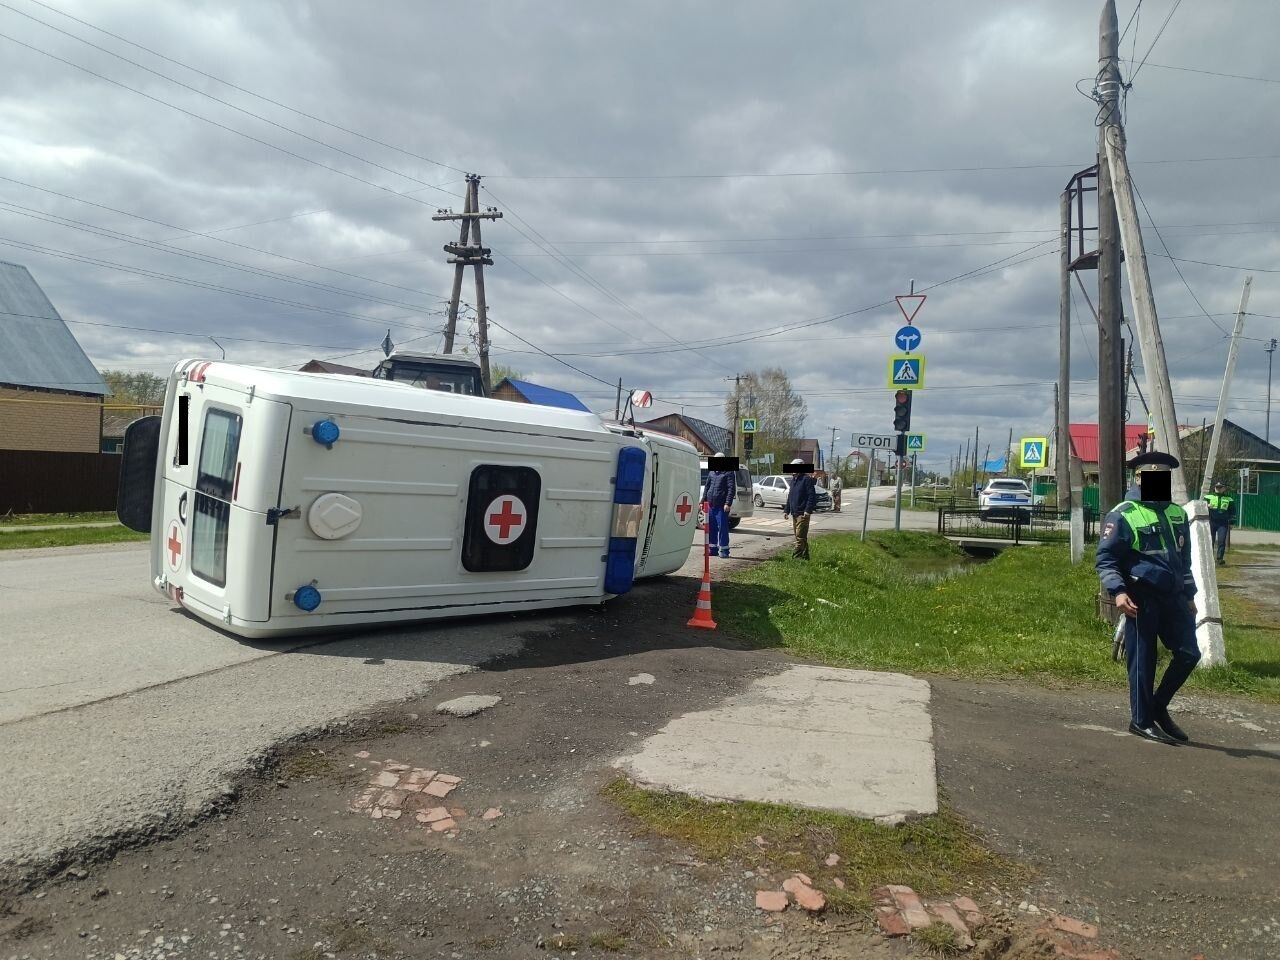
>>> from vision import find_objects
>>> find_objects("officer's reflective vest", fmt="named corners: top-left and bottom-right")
top-left (1113, 500), bottom-right (1187, 559)
top-left (1205, 493), bottom-right (1233, 519)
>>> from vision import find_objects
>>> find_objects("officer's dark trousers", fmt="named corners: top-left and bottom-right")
top-left (1211, 522), bottom-right (1229, 560)
top-left (1124, 589), bottom-right (1201, 728)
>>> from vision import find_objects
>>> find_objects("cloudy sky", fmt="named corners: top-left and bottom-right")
top-left (3, 0), bottom-right (1278, 470)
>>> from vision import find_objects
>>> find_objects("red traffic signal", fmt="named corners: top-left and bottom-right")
top-left (893, 389), bottom-right (913, 433)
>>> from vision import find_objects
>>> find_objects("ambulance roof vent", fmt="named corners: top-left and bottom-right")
top-left (308, 493), bottom-right (362, 540)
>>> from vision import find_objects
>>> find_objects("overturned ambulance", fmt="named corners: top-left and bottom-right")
top-left (117, 359), bottom-right (701, 638)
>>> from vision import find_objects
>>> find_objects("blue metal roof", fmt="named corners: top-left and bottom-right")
top-left (0, 261), bottom-right (106, 395)
top-left (504, 378), bottom-right (591, 412)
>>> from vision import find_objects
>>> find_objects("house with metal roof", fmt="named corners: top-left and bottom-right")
top-left (0, 261), bottom-right (107, 453)
top-left (491, 377), bottom-right (591, 413)
top-left (633, 413), bottom-right (733, 456)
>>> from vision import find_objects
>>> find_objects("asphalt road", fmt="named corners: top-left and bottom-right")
top-left (0, 484), bottom-right (922, 879)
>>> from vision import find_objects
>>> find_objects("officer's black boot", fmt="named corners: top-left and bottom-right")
top-left (1128, 722), bottom-right (1179, 745)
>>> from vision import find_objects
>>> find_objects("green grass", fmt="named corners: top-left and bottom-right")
top-left (605, 779), bottom-right (1018, 909)
top-left (0, 510), bottom-right (117, 526)
top-left (717, 531), bottom-right (1280, 703)
top-left (0, 525), bottom-right (148, 550)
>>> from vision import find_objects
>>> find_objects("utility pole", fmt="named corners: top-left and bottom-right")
top-left (432, 174), bottom-right (502, 389)
top-left (828, 427), bottom-right (839, 476)
top-left (614, 378), bottom-right (623, 422)
top-left (731, 374), bottom-right (742, 458)
top-left (1202, 277), bottom-right (1253, 492)
top-left (1267, 338), bottom-right (1278, 442)
top-left (1105, 130), bottom-right (1189, 500)
top-left (1058, 189), bottom-right (1072, 511)
top-left (1096, 0), bottom-right (1126, 514)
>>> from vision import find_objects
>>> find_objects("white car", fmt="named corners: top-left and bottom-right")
top-left (698, 463), bottom-right (754, 529)
top-left (752, 475), bottom-right (832, 511)
top-left (978, 478), bottom-right (1033, 521)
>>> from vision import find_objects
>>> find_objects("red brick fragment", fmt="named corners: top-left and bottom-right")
top-left (423, 781), bottom-right (456, 798)
top-left (824, 853), bottom-right (840, 866)
top-left (953, 896), bottom-right (980, 914)
top-left (482, 807), bottom-right (503, 821)
top-left (875, 906), bottom-right (910, 938)
top-left (832, 878), bottom-right (845, 890)
top-left (430, 817), bottom-right (457, 832)
top-left (376, 790), bottom-right (404, 809)
top-left (417, 806), bottom-right (451, 823)
top-left (434, 773), bottom-right (462, 784)
top-left (1050, 914), bottom-right (1099, 939)
top-left (756, 890), bottom-right (787, 912)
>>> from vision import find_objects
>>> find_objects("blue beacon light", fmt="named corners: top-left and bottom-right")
top-left (293, 585), bottom-right (322, 611)
top-left (311, 419), bottom-right (340, 447)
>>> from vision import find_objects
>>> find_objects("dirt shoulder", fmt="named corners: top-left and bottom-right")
top-left (3, 545), bottom-right (1277, 959)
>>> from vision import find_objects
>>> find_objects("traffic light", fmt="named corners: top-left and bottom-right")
top-left (893, 389), bottom-right (912, 433)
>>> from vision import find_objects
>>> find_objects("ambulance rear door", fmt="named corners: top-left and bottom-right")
top-left (155, 361), bottom-right (289, 625)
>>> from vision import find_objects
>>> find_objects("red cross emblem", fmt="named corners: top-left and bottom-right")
top-left (674, 492), bottom-right (694, 525)
top-left (166, 522), bottom-right (183, 570)
top-left (484, 495), bottom-right (527, 545)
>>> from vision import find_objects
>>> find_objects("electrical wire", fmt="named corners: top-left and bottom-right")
top-left (0, 235), bottom-right (447, 333)
top-left (1129, 178), bottom-right (1230, 335)
top-left (0, 175), bottom-right (452, 303)
top-left (0, 31), bottom-right (462, 211)
top-left (1128, 0), bottom-right (1183, 83)
top-left (0, 199), bottom-right (448, 316)
top-left (17, 0), bottom-right (470, 177)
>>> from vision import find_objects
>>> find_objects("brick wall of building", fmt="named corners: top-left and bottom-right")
top-left (0, 385), bottom-right (102, 453)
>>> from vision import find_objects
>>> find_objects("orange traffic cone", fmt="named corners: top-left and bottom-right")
top-left (688, 504), bottom-right (717, 630)
top-left (687, 567), bottom-right (717, 630)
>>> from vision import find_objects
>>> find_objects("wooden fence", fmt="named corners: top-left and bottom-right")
top-left (0, 449), bottom-right (121, 515)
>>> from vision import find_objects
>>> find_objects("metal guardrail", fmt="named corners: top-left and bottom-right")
top-left (936, 505), bottom-right (1098, 545)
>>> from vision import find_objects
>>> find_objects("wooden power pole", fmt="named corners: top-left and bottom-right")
top-left (1201, 276), bottom-right (1253, 492)
top-left (432, 174), bottom-right (503, 390)
top-left (1057, 189), bottom-right (1072, 512)
top-left (1096, 0), bottom-right (1126, 514)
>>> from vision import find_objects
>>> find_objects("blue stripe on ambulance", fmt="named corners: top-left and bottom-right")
top-left (604, 446), bottom-right (647, 595)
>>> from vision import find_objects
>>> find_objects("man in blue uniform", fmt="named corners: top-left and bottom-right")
top-left (703, 454), bottom-right (736, 559)
top-left (1205, 480), bottom-right (1235, 565)
top-left (1095, 451), bottom-right (1201, 745)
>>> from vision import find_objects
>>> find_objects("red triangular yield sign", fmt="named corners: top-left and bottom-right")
top-left (895, 294), bottom-right (926, 324)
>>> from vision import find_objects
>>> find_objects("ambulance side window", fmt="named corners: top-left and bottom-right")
top-left (191, 409), bottom-right (242, 587)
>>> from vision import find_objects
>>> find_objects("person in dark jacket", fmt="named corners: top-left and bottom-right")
top-left (1095, 451), bottom-right (1200, 745)
top-left (783, 459), bottom-right (818, 560)
top-left (1205, 480), bottom-right (1235, 565)
top-left (703, 454), bottom-right (736, 559)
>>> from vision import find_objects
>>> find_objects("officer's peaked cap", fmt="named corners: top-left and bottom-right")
top-left (1126, 450), bottom-right (1180, 470)
top-left (1213, 479), bottom-right (1226, 487)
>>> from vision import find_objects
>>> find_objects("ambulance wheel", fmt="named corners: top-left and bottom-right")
top-left (729, 518), bottom-right (740, 529)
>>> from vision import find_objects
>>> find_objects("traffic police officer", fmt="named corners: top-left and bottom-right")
top-left (1095, 451), bottom-right (1201, 745)
top-left (1205, 480), bottom-right (1235, 565)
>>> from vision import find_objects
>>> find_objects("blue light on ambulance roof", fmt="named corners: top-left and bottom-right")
top-left (293, 585), bottom-right (322, 611)
top-left (311, 419), bottom-right (340, 447)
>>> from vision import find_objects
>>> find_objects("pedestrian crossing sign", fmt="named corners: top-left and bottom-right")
top-left (887, 354), bottom-right (925, 389)
top-left (1020, 437), bottom-right (1048, 468)
top-left (906, 433), bottom-right (925, 452)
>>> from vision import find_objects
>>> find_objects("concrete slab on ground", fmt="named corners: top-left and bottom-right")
top-left (614, 664), bottom-right (938, 819)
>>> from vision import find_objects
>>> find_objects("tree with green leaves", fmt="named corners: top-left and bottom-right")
top-left (489, 364), bottom-right (524, 386)
top-left (100, 370), bottom-right (166, 407)
top-left (724, 368), bottom-right (807, 471)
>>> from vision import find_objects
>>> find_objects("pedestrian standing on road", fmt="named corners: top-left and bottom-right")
top-left (1095, 451), bottom-right (1201, 746)
top-left (783, 459), bottom-right (818, 560)
top-left (703, 453), bottom-right (736, 559)
top-left (831, 473), bottom-right (843, 513)
top-left (1205, 480), bottom-right (1235, 565)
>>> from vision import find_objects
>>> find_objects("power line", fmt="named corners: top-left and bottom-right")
top-left (1128, 0), bottom-right (1183, 82)
top-left (17, 0), bottom-right (470, 177)
top-left (481, 153), bottom-right (1280, 181)
top-left (1128, 177), bottom-right (1229, 335)
top-left (0, 30), bottom-right (462, 211)
top-left (0, 174), bottom-right (453, 303)
top-left (0, 234), bottom-right (446, 333)
top-left (0, 2), bottom-right (464, 203)
top-left (0, 198), bottom-right (449, 316)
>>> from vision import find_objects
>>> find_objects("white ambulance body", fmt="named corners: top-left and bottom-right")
top-left (120, 360), bottom-right (699, 639)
